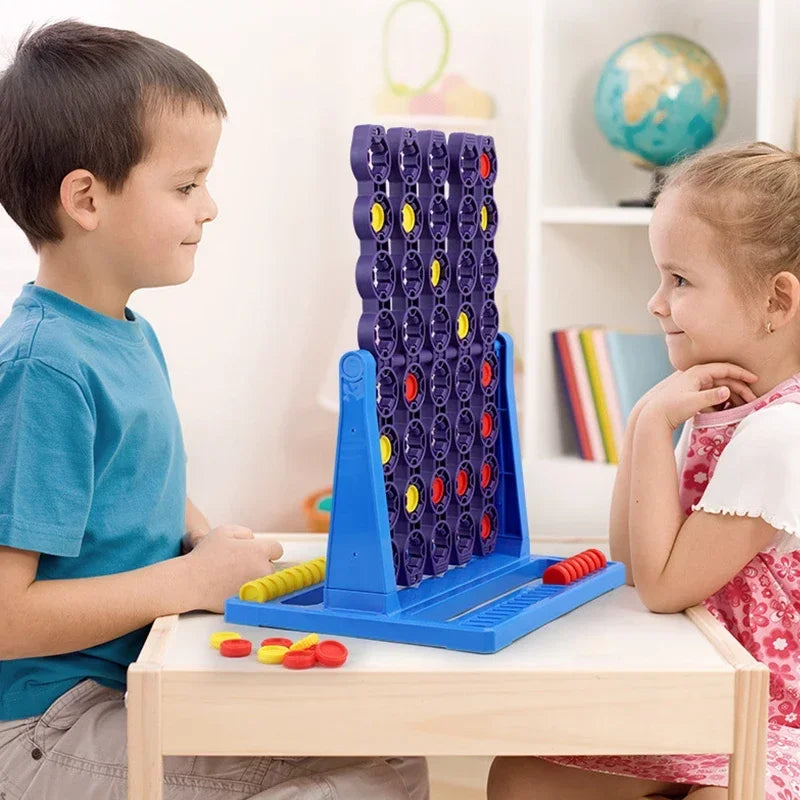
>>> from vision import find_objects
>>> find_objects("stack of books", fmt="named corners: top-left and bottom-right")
top-left (552, 327), bottom-right (674, 464)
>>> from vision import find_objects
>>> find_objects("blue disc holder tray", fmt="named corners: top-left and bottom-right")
top-left (225, 332), bottom-right (625, 653)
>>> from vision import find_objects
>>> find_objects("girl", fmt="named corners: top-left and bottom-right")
top-left (489, 142), bottom-right (800, 800)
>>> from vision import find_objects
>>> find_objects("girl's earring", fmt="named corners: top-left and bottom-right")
top-left (766, 320), bottom-right (774, 334)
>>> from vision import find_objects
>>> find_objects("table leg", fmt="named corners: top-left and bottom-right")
top-left (727, 662), bottom-right (769, 800)
top-left (126, 662), bottom-right (164, 800)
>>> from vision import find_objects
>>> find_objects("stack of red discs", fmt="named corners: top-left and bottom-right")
top-left (542, 548), bottom-right (607, 586)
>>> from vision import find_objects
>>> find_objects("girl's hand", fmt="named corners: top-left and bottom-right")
top-left (639, 363), bottom-right (758, 431)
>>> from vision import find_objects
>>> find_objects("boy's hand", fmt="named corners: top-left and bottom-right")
top-left (184, 525), bottom-right (284, 613)
top-left (181, 527), bottom-right (210, 554)
top-left (639, 363), bottom-right (758, 431)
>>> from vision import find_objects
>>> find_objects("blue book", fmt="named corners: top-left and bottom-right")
top-left (604, 331), bottom-right (673, 423)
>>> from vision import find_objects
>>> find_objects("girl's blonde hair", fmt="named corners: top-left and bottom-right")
top-left (658, 141), bottom-right (800, 300)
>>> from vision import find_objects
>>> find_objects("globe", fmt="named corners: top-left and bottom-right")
top-left (594, 33), bottom-right (729, 202)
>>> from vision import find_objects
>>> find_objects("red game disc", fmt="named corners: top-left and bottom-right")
top-left (431, 476), bottom-right (445, 505)
top-left (405, 373), bottom-right (419, 403)
top-left (543, 563), bottom-right (571, 585)
top-left (480, 462), bottom-right (492, 489)
top-left (480, 153), bottom-right (491, 180)
top-left (561, 559), bottom-right (579, 582)
top-left (573, 553), bottom-right (595, 576)
top-left (481, 360), bottom-right (492, 388)
top-left (567, 556), bottom-right (587, 578)
top-left (220, 638), bottom-right (252, 658)
top-left (316, 640), bottom-right (349, 667)
top-left (581, 550), bottom-right (603, 571)
top-left (261, 637), bottom-right (293, 649)
top-left (282, 649), bottom-right (317, 670)
top-left (586, 548), bottom-right (608, 568)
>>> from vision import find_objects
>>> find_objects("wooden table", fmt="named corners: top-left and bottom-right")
top-left (127, 534), bottom-right (768, 800)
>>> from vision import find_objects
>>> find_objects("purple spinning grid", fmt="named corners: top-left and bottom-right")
top-left (352, 124), bottom-right (500, 588)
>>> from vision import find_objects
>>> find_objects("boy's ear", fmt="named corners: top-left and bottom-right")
top-left (59, 169), bottom-right (100, 232)
top-left (769, 271), bottom-right (800, 327)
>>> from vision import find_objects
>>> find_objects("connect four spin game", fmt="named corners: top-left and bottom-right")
top-left (225, 124), bottom-right (625, 653)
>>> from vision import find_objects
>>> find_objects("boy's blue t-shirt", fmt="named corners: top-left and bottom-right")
top-left (0, 283), bottom-right (186, 721)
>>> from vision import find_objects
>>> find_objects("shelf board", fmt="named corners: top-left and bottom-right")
top-left (540, 206), bottom-right (652, 226)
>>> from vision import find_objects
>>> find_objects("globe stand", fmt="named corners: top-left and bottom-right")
top-left (618, 167), bottom-right (667, 208)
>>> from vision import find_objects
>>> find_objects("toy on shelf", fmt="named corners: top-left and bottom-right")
top-left (302, 488), bottom-right (332, 532)
top-left (225, 124), bottom-right (625, 653)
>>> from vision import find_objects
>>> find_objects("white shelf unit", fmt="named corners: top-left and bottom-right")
top-left (523, 0), bottom-right (800, 543)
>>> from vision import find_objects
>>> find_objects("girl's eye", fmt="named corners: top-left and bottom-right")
top-left (178, 183), bottom-right (199, 196)
top-left (673, 274), bottom-right (687, 288)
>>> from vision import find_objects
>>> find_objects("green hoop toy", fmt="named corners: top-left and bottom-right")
top-left (382, 0), bottom-right (451, 97)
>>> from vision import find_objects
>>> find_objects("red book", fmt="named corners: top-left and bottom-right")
top-left (552, 330), bottom-right (594, 460)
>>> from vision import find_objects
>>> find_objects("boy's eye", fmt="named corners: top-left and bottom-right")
top-left (673, 274), bottom-right (688, 288)
top-left (178, 183), bottom-right (199, 195)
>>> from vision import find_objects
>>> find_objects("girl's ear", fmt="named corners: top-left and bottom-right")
top-left (768, 271), bottom-right (800, 329)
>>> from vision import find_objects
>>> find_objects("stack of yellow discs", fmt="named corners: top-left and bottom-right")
top-left (239, 557), bottom-right (326, 603)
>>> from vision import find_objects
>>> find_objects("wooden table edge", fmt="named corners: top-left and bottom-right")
top-left (685, 604), bottom-right (768, 800)
top-left (126, 577), bottom-right (768, 800)
top-left (127, 615), bottom-right (178, 800)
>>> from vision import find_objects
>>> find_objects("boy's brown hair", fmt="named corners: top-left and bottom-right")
top-left (0, 19), bottom-right (227, 252)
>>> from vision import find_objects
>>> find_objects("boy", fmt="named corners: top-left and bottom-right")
top-left (0, 19), bottom-right (427, 799)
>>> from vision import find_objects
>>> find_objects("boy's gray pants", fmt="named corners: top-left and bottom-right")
top-left (0, 679), bottom-right (429, 799)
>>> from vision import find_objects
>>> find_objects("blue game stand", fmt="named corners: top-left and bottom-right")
top-left (224, 124), bottom-right (625, 653)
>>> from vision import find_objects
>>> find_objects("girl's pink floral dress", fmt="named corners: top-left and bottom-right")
top-left (545, 374), bottom-right (800, 798)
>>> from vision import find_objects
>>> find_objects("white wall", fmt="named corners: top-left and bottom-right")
top-left (0, 1), bottom-right (531, 531)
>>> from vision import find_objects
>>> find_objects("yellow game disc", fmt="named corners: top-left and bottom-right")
top-left (289, 633), bottom-right (320, 652)
top-left (480, 204), bottom-right (488, 231)
top-left (239, 581), bottom-right (267, 602)
top-left (371, 202), bottom-right (385, 233)
top-left (430, 259), bottom-right (441, 287)
top-left (307, 561), bottom-right (324, 582)
top-left (313, 559), bottom-right (325, 576)
top-left (288, 567), bottom-right (306, 591)
top-left (380, 434), bottom-right (392, 465)
top-left (296, 563), bottom-right (317, 586)
top-left (406, 484), bottom-right (419, 514)
top-left (257, 645), bottom-right (289, 664)
top-left (281, 568), bottom-right (302, 593)
top-left (210, 631), bottom-right (241, 650)
top-left (270, 571), bottom-right (292, 596)
top-left (258, 576), bottom-right (278, 601)
top-left (457, 311), bottom-right (469, 339)
top-left (401, 203), bottom-right (415, 233)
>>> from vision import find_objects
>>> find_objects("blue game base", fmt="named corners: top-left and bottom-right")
top-left (224, 555), bottom-right (625, 654)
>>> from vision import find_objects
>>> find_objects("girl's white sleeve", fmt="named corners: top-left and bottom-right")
top-left (692, 403), bottom-right (800, 552)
